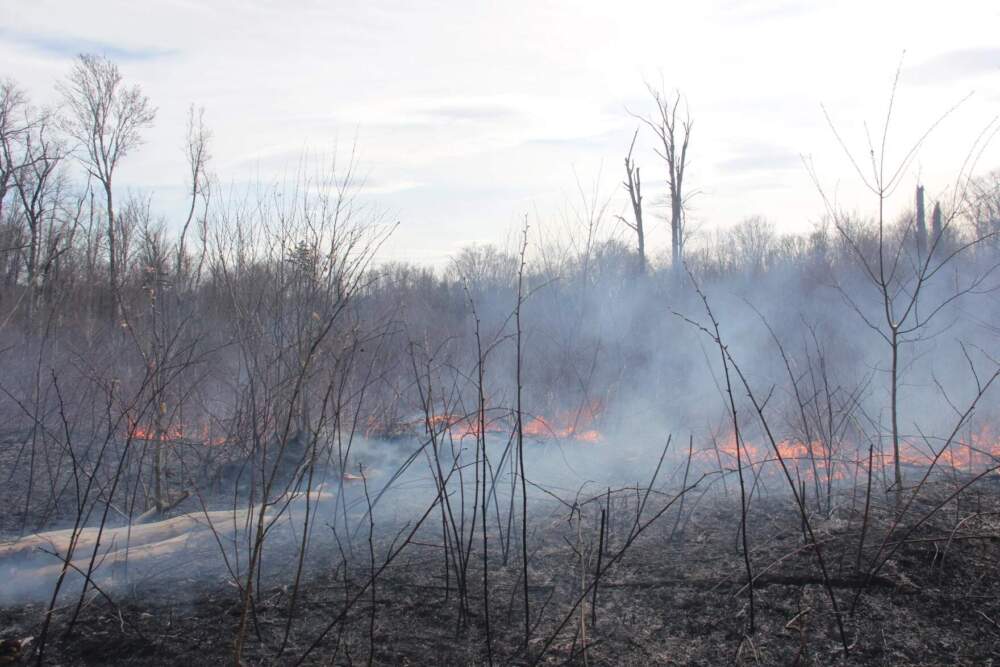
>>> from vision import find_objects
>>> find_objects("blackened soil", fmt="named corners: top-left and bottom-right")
top-left (2, 480), bottom-right (1000, 665)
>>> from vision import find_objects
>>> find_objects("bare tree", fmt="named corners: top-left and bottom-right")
top-left (618, 128), bottom-right (645, 275)
top-left (448, 244), bottom-right (518, 292)
top-left (811, 67), bottom-right (999, 506)
top-left (177, 105), bottom-right (211, 282)
top-left (558, 171), bottom-right (614, 288)
top-left (59, 54), bottom-right (156, 323)
top-left (965, 169), bottom-right (1000, 248)
top-left (514, 219), bottom-right (530, 649)
top-left (0, 80), bottom-right (29, 224)
top-left (915, 184), bottom-right (927, 259)
top-left (634, 84), bottom-right (693, 269)
top-left (2, 105), bottom-right (67, 323)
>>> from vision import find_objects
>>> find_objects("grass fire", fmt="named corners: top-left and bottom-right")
top-left (2, 3), bottom-right (1000, 665)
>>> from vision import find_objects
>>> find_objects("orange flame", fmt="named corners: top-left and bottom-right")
top-left (128, 418), bottom-right (226, 446)
top-left (708, 424), bottom-right (1000, 483)
top-left (363, 400), bottom-right (604, 443)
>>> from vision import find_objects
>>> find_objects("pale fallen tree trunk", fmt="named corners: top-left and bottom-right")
top-left (0, 489), bottom-right (338, 600)
top-left (2, 505), bottom-right (265, 562)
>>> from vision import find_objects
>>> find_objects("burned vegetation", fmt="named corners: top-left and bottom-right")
top-left (2, 54), bottom-right (1000, 667)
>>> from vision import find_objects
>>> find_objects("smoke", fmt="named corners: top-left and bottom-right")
top-left (1, 162), bottom-right (999, 615)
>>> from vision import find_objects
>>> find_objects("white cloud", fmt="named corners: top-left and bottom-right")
top-left (2, 0), bottom-right (998, 266)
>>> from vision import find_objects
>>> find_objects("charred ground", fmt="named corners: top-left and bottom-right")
top-left (3, 476), bottom-right (1000, 666)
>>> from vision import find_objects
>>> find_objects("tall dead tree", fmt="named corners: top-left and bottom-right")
top-left (618, 128), bottom-right (646, 275)
top-left (177, 105), bottom-right (211, 283)
top-left (635, 85), bottom-right (692, 270)
top-left (59, 54), bottom-right (155, 324)
top-left (915, 185), bottom-right (927, 258)
top-left (931, 201), bottom-right (942, 254)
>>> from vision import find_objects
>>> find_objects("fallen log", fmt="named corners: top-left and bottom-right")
top-left (0, 488), bottom-right (338, 598)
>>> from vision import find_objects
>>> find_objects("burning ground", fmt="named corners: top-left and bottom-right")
top-left (3, 272), bottom-right (1000, 666)
top-left (3, 411), bottom-right (1000, 665)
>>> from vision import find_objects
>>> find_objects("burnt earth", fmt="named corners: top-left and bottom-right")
top-left (2, 480), bottom-right (1000, 665)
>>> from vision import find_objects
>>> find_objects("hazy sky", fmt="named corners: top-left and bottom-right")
top-left (3, 0), bottom-right (999, 265)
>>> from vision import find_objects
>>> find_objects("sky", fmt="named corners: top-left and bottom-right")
top-left (2, 0), bottom-right (999, 266)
